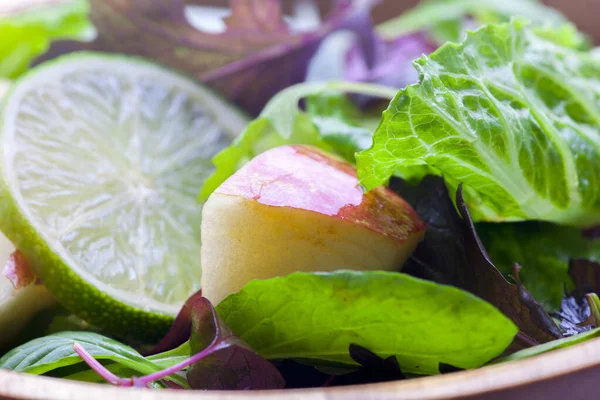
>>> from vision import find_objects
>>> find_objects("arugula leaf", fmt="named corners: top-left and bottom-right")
top-left (198, 81), bottom-right (396, 200)
top-left (495, 327), bottom-right (600, 363)
top-left (377, 0), bottom-right (588, 49)
top-left (0, 331), bottom-right (179, 381)
top-left (186, 297), bottom-right (284, 390)
top-left (0, 0), bottom-right (93, 78)
top-left (358, 19), bottom-right (600, 227)
top-left (216, 270), bottom-right (517, 375)
top-left (391, 176), bottom-right (561, 346)
top-left (477, 223), bottom-right (600, 310)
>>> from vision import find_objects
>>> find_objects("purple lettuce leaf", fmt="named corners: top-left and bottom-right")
top-left (145, 290), bottom-right (203, 356)
top-left (570, 258), bottom-right (600, 294)
top-left (36, 0), bottom-right (379, 115)
top-left (186, 297), bottom-right (285, 390)
top-left (306, 24), bottom-right (435, 105)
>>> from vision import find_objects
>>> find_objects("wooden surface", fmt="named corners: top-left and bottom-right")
top-left (2, 335), bottom-right (600, 399)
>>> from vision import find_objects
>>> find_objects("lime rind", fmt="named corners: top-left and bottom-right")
top-left (0, 52), bottom-right (248, 339)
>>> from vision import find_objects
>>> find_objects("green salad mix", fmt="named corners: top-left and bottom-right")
top-left (0, 0), bottom-right (599, 391)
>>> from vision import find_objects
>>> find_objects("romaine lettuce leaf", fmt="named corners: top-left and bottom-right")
top-left (0, 0), bottom-right (93, 78)
top-left (357, 19), bottom-right (600, 227)
top-left (377, 0), bottom-right (589, 49)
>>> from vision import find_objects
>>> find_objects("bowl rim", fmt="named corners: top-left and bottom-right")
top-left (1, 335), bottom-right (599, 400)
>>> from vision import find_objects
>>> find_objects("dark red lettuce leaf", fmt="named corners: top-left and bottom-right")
top-left (186, 297), bottom-right (285, 390)
top-left (569, 258), bottom-right (600, 294)
top-left (457, 187), bottom-right (561, 345)
top-left (37, 0), bottom-right (377, 115)
top-left (391, 177), bottom-right (561, 348)
top-left (146, 290), bottom-right (203, 355)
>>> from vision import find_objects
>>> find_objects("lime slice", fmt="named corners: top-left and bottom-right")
top-left (0, 53), bottom-right (247, 338)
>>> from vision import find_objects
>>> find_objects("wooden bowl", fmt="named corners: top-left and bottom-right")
top-left (1, 335), bottom-right (599, 399)
top-left (2, 1), bottom-right (600, 399)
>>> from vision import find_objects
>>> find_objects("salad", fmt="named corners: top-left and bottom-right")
top-left (0, 0), bottom-right (599, 392)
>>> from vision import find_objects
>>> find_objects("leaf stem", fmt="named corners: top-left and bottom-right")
top-left (72, 343), bottom-right (137, 387)
top-left (73, 340), bottom-right (230, 388)
top-left (135, 340), bottom-right (227, 387)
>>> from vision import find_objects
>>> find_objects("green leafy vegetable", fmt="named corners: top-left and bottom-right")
top-left (377, 0), bottom-right (588, 49)
top-left (216, 270), bottom-right (517, 375)
top-left (358, 19), bottom-right (600, 227)
top-left (477, 222), bottom-right (600, 310)
top-left (495, 327), bottom-right (600, 363)
top-left (0, 331), bottom-right (187, 387)
top-left (0, 0), bottom-right (93, 78)
top-left (198, 81), bottom-right (396, 200)
top-left (395, 176), bottom-right (560, 346)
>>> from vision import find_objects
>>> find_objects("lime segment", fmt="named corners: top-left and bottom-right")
top-left (0, 53), bottom-right (247, 337)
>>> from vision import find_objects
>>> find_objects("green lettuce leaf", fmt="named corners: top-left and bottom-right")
top-left (357, 19), bottom-right (600, 227)
top-left (477, 222), bottom-right (600, 310)
top-left (494, 327), bottom-right (600, 363)
top-left (377, 0), bottom-right (589, 49)
top-left (198, 81), bottom-right (396, 200)
top-left (216, 271), bottom-right (517, 375)
top-left (0, 0), bottom-right (93, 78)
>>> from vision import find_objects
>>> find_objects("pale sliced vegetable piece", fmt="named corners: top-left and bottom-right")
top-left (201, 145), bottom-right (426, 304)
top-left (0, 53), bottom-right (247, 339)
top-left (0, 231), bottom-right (55, 349)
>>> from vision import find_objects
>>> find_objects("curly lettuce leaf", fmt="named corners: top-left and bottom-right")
top-left (0, 0), bottom-right (93, 78)
top-left (198, 81), bottom-right (396, 200)
top-left (357, 19), bottom-right (600, 227)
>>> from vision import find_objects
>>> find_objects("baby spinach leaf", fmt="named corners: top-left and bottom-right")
top-left (186, 297), bottom-right (285, 390)
top-left (477, 223), bottom-right (600, 310)
top-left (216, 270), bottom-right (518, 375)
top-left (494, 327), bottom-right (600, 363)
top-left (198, 81), bottom-right (396, 200)
top-left (0, 331), bottom-right (162, 377)
top-left (357, 19), bottom-right (600, 227)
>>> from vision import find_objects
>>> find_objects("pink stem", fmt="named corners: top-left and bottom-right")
top-left (135, 340), bottom-right (228, 387)
top-left (72, 343), bottom-right (138, 387)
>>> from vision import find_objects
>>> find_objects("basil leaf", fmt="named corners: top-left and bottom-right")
top-left (216, 271), bottom-right (518, 375)
top-left (495, 327), bottom-right (600, 363)
top-left (358, 19), bottom-right (600, 227)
